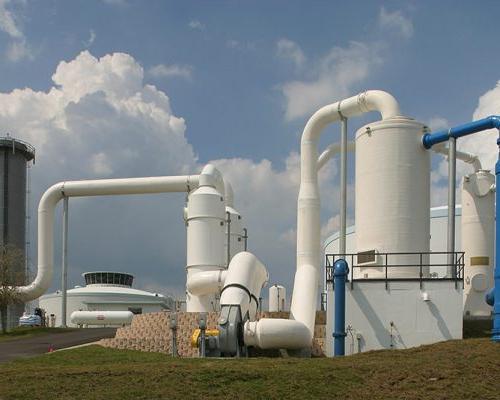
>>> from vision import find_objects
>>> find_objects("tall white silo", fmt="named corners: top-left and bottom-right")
top-left (355, 117), bottom-right (430, 278)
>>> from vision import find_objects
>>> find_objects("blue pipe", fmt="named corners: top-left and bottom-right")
top-left (333, 259), bottom-right (348, 356)
top-left (493, 156), bottom-right (500, 342)
top-left (422, 115), bottom-right (500, 149)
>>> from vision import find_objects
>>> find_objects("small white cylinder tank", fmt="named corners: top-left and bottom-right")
top-left (355, 117), bottom-right (430, 278)
top-left (70, 311), bottom-right (133, 326)
top-left (268, 284), bottom-right (287, 312)
top-left (186, 182), bottom-right (226, 312)
top-left (462, 170), bottom-right (495, 318)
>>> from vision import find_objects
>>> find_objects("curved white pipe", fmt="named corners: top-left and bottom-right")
top-left (16, 174), bottom-right (200, 301)
top-left (244, 90), bottom-right (400, 350)
top-left (317, 141), bottom-right (355, 171)
top-left (433, 143), bottom-right (483, 172)
top-left (186, 270), bottom-right (227, 296)
top-left (220, 251), bottom-right (268, 321)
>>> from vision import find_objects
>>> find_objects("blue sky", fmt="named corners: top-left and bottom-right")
top-left (1, 0), bottom-right (499, 299)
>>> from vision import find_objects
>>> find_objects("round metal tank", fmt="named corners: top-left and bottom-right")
top-left (185, 184), bottom-right (225, 312)
top-left (0, 137), bottom-right (35, 330)
top-left (268, 284), bottom-right (286, 312)
top-left (461, 170), bottom-right (494, 318)
top-left (355, 117), bottom-right (430, 279)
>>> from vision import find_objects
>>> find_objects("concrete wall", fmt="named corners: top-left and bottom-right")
top-left (326, 280), bottom-right (463, 356)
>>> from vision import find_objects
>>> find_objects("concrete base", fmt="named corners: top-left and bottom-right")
top-left (326, 280), bottom-right (463, 357)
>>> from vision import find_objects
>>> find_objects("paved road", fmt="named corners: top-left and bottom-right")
top-left (0, 328), bottom-right (116, 363)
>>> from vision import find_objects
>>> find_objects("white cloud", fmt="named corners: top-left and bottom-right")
top-left (0, 49), bottom-right (345, 296)
top-left (458, 81), bottom-right (500, 172)
top-left (281, 41), bottom-right (382, 121)
top-left (427, 116), bottom-right (449, 131)
top-left (378, 7), bottom-right (414, 39)
top-left (0, 0), bottom-right (22, 38)
top-left (188, 20), bottom-right (204, 31)
top-left (84, 29), bottom-right (96, 48)
top-left (148, 64), bottom-right (193, 80)
top-left (0, 50), bottom-right (200, 295)
top-left (0, 0), bottom-right (32, 62)
top-left (276, 38), bottom-right (305, 70)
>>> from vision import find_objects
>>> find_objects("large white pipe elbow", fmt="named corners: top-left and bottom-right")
top-left (220, 251), bottom-right (268, 321)
top-left (186, 270), bottom-right (227, 296)
top-left (244, 319), bottom-right (312, 349)
top-left (356, 90), bottom-right (401, 120)
top-left (16, 174), bottom-right (200, 302)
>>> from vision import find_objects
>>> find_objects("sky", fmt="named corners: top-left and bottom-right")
top-left (0, 0), bottom-right (499, 300)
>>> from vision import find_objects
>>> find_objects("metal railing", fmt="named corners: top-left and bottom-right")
top-left (326, 251), bottom-right (465, 290)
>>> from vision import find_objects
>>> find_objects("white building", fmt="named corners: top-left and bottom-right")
top-left (323, 204), bottom-right (494, 356)
top-left (39, 272), bottom-right (174, 327)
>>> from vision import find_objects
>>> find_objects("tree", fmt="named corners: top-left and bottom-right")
top-left (0, 244), bottom-right (25, 334)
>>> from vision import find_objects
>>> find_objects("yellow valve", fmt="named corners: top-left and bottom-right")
top-left (190, 328), bottom-right (220, 348)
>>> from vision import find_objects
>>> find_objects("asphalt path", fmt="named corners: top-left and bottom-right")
top-left (0, 328), bottom-right (116, 363)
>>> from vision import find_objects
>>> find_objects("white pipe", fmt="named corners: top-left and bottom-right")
top-left (16, 174), bottom-right (200, 301)
top-left (317, 141), bottom-right (355, 170)
top-left (244, 90), bottom-right (400, 350)
top-left (432, 143), bottom-right (483, 172)
top-left (70, 310), bottom-right (133, 326)
top-left (186, 270), bottom-right (227, 296)
top-left (220, 251), bottom-right (268, 321)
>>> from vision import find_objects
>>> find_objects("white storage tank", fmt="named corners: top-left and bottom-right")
top-left (70, 310), bottom-right (133, 326)
top-left (268, 284), bottom-right (287, 312)
top-left (185, 173), bottom-right (226, 312)
top-left (355, 117), bottom-right (430, 278)
top-left (461, 170), bottom-right (495, 318)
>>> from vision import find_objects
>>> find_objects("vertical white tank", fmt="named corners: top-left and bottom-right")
top-left (268, 284), bottom-right (287, 312)
top-left (462, 170), bottom-right (495, 318)
top-left (185, 175), bottom-right (226, 312)
top-left (355, 117), bottom-right (430, 278)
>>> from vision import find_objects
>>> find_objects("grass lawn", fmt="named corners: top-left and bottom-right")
top-left (0, 327), bottom-right (76, 342)
top-left (0, 338), bottom-right (498, 400)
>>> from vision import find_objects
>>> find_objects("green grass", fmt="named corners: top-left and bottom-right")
top-left (0, 338), bottom-right (499, 400)
top-left (0, 326), bottom-right (76, 342)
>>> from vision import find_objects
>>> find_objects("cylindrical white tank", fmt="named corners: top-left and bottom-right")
top-left (355, 117), bottom-right (430, 278)
top-left (268, 285), bottom-right (287, 312)
top-left (462, 170), bottom-right (495, 318)
top-left (186, 177), bottom-right (226, 312)
top-left (70, 311), bottom-right (133, 326)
